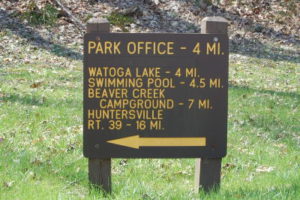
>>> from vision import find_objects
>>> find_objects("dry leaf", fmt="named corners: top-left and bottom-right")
top-left (3, 58), bottom-right (12, 62)
top-left (246, 173), bottom-right (254, 181)
top-left (223, 163), bottom-right (236, 170)
top-left (274, 143), bottom-right (286, 148)
top-left (3, 181), bottom-right (14, 188)
top-left (30, 81), bottom-right (43, 88)
top-left (256, 166), bottom-right (274, 173)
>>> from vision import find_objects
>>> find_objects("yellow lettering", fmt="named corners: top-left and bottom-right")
top-left (167, 42), bottom-right (174, 55)
top-left (95, 42), bottom-right (104, 54)
top-left (157, 42), bottom-right (166, 54)
top-left (207, 42), bottom-right (216, 55)
top-left (114, 42), bottom-right (121, 54)
top-left (127, 42), bottom-right (136, 54)
top-left (88, 41), bottom-right (96, 54)
top-left (105, 41), bottom-right (113, 54)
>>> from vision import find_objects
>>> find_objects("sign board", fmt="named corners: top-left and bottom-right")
top-left (83, 33), bottom-right (228, 158)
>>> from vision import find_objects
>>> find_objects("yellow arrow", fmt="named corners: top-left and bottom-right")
top-left (107, 135), bottom-right (206, 149)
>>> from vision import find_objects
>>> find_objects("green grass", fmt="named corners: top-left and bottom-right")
top-left (20, 2), bottom-right (58, 26)
top-left (0, 29), bottom-right (299, 199)
top-left (107, 13), bottom-right (134, 32)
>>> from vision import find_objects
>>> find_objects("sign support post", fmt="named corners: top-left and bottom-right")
top-left (86, 18), bottom-right (111, 193)
top-left (195, 16), bottom-right (228, 193)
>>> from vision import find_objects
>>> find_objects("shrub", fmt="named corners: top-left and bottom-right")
top-left (21, 1), bottom-right (58, 26)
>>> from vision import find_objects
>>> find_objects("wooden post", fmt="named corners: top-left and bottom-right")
top-left (86, 18), bottom-right (111, 193)
top-left (195, 16), bottom-right (228, 193)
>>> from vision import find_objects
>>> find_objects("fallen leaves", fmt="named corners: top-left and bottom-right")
top-left (30, 158), bottom-right (43, 166)
top-left (245, 165), bottom-right (275, 182)
top-left (32, 136), bottom-right (45, 145)
top-left (246, 173), bottom-right (254, 182)
top-left (3, 181), bottom-right (14, 188)
top-left (3, 58), bottom-right (12, 62)
top-left (256, 166), bottom-right (274, 173)
top-left (30, 81), bottom-right (43, 88)
top-left (223, 163), bottom-right (236, 170)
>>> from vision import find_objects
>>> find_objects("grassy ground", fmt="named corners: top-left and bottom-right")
top-left (0, 29), bottom-right (299, 199)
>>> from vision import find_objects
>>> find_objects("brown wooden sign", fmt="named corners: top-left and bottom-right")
top-left (83, 33), bottom-right (228, 158)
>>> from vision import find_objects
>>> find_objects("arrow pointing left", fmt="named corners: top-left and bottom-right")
top-left (107, 135), bottom-right (206, 149)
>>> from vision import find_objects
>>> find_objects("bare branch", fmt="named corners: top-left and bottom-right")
top-left (51, 0), bottom-right (85, 30)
